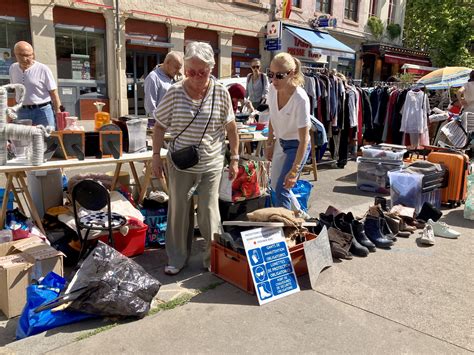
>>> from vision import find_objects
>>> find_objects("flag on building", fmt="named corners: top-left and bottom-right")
top-left (282, 0), bottom-right (292, 19)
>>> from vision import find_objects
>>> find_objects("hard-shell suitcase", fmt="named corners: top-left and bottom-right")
top-left (427, 151), bottom-right (470, 207)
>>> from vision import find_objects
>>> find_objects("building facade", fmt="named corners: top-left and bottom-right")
top-left (0, 0), bottom-right (427, 118)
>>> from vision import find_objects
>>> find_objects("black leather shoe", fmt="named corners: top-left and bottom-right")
top-left (364, 216), bottom-right (394, 249)
top-left (351, 220), bottom-right (376, 252)
top-left (349, 236), bottom-right (369, 257)
top-left (334, 214), bottom-right (369, 257)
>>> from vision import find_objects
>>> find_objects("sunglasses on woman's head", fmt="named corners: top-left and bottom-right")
top-left (185, 68), bottom-right (210, 78)
top-left (268, 71), bottom-right (291, 80)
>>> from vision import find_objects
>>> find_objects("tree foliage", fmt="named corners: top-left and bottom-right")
top-left (367, 16), bottom-right (384, 40)
top-left (403, 0), bottom-right (474, 67)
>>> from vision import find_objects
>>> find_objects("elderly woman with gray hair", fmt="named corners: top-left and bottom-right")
top-left (152, 42), bottom-right (239, 275)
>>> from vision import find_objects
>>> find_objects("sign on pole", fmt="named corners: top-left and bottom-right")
top-left (241, 227), bottom-right (300, 305)
top-left (266, 21), bottom-right (282, 39)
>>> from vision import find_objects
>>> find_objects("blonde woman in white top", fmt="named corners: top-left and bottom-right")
top-left (265, 52), bottom-right (311, 214)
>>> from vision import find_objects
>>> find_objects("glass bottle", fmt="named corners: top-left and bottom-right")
top-left (93, 102), bottom-right (110, 131)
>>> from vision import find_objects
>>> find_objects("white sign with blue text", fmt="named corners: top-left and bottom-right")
top-left (241, 227), bottom-right (300, 305)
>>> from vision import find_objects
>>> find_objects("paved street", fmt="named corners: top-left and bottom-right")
top-left (1, 159), bottom-right (473, 354)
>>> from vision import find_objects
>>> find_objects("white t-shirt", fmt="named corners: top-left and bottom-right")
top-left (268, 85), bottom-right (311, 140)
top-left (9, 61), bottom-right (57, 105)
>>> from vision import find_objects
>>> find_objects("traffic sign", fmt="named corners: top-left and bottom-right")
top-left (241, 227), bottom-right (300, 305)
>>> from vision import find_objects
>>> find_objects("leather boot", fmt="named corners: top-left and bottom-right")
top-left (319, 213), bottom-right (334, 228)
top-left (351, 220), bottom-right (376, 252)
top-left (334, 214), bottom-right (369, 257)
top-left (379, 216), bottom-right (397, 242)
top-left (384, 213), bottom-right (411, 238)
top-left (364, 216), bottom-right (393, 249)
top-left (327, 227), bottom-right (353, 260)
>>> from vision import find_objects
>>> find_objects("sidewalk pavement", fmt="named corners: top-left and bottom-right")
top-left (2, 160), bottom-right (473, 354)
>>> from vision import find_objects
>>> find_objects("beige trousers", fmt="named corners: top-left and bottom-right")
top-left (165, 163), bottom-right (222, 269)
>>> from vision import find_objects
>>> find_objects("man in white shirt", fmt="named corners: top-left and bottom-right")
top-left (9, 41), bottom-right (61, 128)
top-left (144, 51), bottom-right (183, 117)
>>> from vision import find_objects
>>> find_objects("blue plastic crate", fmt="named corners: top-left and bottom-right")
top-left (0, 188), bottom-right (14, 211)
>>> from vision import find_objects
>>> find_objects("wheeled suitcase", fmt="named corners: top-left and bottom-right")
top-left (427, 150), bottom-right (470, 207)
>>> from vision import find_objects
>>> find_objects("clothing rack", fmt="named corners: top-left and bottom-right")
top-left (371, 81), bottom-right (412, 89)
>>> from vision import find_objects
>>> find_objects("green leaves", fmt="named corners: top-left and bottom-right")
top-left (404, 0), bottom-right (474, 67)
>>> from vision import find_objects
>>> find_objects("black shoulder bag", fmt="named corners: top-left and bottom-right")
top-left (170, 81), bottom-right (216, 170)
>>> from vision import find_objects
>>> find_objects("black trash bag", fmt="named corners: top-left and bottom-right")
top-left (67, 241), bottom-right (161, 318)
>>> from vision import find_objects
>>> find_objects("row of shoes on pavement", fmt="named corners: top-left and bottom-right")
top-left (314, 199), bottom-right (461, 260)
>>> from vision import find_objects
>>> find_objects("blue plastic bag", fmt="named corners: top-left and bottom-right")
top-left (16, 272), bottom-right (94, 339)
top-left (269, 180), bottom-right (313, 212)
top-left (291, 180), bottom-right (313, 212)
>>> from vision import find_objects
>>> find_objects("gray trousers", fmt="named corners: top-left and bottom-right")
top-left (166, 163), bottom-right (222, 269)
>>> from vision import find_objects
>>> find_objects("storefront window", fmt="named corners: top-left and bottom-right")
top-left (55, 28), bottom-right (106, 82)
top-left (0, 19), bottom-right (31, 85)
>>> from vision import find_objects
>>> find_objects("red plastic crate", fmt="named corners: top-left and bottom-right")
top-left (210, 233), bottom-right (316, 294)
top-left (98, 218), bottom-right (147, 257)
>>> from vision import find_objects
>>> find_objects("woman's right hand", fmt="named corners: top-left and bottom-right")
top-left (152, 153), bottom-right (164, 178)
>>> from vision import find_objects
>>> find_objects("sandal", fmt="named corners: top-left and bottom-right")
top-left (164, 265), bottom-right (181, 275)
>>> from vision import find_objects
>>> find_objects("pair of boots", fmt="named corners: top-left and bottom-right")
top-left (320, 211), bottom-right (373, 258)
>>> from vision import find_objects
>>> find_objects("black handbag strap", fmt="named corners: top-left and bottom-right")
top-left (173, 80), bottom-right (216, 148)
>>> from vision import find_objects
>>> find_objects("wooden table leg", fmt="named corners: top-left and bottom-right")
top-left (11, 179), bottom-right (26, 215)
top-left (0, 173), bottom-right (14, 229)
top-left (110, 162), bottom-right (123, 191)
top-left (138, 161), bottom-right (153, 204)
top-left (128, 162), bottom-right (141, 192)
top-left (17, 173), bottom-right (46, 235)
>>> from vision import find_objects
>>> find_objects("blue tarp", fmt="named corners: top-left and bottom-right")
top-left (284, 25), bottom-right (355, 59)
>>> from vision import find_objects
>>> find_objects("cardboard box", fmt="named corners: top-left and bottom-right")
top-left (0, 237), bottom-right (64, 318)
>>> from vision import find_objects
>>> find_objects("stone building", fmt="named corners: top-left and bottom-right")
top-left (0, 0), bottom-right (427, 118)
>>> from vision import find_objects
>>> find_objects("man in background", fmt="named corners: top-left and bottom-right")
top-left (144, 51), bottom-right (183, 116)
top-left (9, 41), bottom-right (61, 128)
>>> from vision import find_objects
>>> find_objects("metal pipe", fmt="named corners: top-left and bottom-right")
top-left (115, 0), bottom-right (122, 117)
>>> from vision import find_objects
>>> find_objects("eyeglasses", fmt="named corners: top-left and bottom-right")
top-left (185, 68), bottom-right (210, 78)
top-left (268, 71), bottom-right (291, 80)
top-left (251, 65), bottom-right (260, 69)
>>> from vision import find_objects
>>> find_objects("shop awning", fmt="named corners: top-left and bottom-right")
top-left (284, 25), bottom-right (355, 59)
top-left (384, 54), bottom-right (431, 66)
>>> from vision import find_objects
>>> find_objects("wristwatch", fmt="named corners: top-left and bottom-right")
top-left (230, 155), bottom-right (240, 161)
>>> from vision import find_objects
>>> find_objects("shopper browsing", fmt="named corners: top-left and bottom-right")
top-left (9, 41), bottom-right (61, 128)
top-left (265, 53), bottom-right (311, 216)
top-left (144, 51), bottom-right (183, 117)
top-left (152, 41), bottom-right (239, 275)
top-left (246, 58), bottom-right (269, 111)
top-left (457, 70), bottom-right (474, 113)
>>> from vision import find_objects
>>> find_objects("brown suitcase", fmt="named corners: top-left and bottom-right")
top-left (427, 150), bottom-right (470, 207)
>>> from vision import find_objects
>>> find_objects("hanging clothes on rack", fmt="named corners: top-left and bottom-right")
top-left (400, 89), bottom-right (430, 147)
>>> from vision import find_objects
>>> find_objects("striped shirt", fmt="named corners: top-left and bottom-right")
top-left (154, 79), bottom-right (234, 173)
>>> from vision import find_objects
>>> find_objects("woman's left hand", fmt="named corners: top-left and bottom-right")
top-left (228, 160), bottom-right (239, 180)
top-left (283, 171), bottom-right (297, 189)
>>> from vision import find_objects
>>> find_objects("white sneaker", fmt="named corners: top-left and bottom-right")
top-left (427, 219), bottom-right (460, 239)
top-left (419, 225), bottom-right (435, 245)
